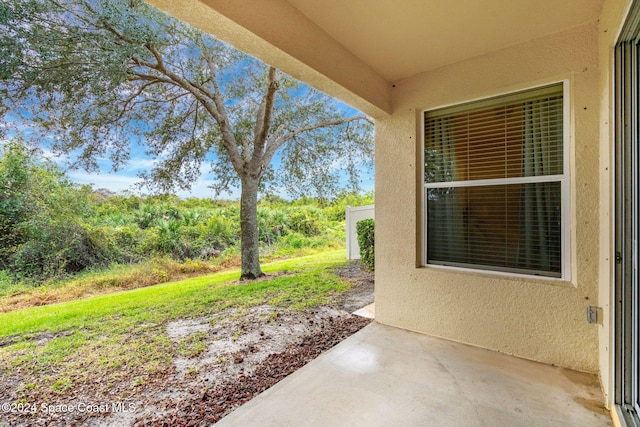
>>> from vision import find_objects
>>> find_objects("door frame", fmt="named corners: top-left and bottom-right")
top-left (615, 2), bottom-right (640, 425)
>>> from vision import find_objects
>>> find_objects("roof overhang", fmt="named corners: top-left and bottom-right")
top-left (146, 0), bottom-right (604, 118)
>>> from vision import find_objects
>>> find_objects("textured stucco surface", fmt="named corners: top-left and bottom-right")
top-left (375, 23), bottom-right (602, 373)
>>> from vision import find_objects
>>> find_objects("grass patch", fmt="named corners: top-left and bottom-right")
top-left (51, 377), bottom-right (73, 394)
top-left (178, 332), bottom-right (209, 358)
top-left (0, 245), bottom-right (343, 313)
top-left (0, 256), bottom-right (238, 312)
top-left (0, 250), bottom-right (349, 401)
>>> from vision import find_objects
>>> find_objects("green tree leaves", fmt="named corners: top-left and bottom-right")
top-left (0, 0), bottom-right (374, 278)
top-left (0, 0), bottom-right (373, 198)
top-left (0, 140), bottom-right (111, 278)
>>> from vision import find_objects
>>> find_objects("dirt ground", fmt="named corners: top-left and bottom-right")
top-left (1, 261), bottom-right (374, 427)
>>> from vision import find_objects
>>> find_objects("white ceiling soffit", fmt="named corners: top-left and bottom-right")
top-left (286, 0), bottom-right (604, 82)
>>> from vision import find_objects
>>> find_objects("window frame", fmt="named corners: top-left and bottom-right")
top-left (420, 80), bottom-right (571, 281)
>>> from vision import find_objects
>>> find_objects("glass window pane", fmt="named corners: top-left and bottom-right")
top-left (426, 182), bottom-right (562, 277)
top-left (424, 84), bottom-right (564, 184)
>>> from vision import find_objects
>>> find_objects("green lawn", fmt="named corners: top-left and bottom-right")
top-left (0, 250), bottom-right (350, 398)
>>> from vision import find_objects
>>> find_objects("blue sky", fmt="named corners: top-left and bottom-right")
top-left (1, 119), bottom-right (220, 198)
top-left (1, 114), bottom-right (374, 200)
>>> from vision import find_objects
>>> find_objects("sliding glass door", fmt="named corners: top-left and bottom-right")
top-left (615, 3), bottom-right (640, 424)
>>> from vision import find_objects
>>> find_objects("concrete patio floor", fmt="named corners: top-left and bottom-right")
top-left (217, 322), bottom-right (612, 427)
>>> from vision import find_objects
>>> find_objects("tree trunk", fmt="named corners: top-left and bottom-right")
top-left (239, 176), bottom-right (264, 279)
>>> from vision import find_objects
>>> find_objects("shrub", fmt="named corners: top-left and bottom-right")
top-left (0, 142), bottom-right (116, 279)
top-left (0, 270), bottom-right (16, 296)
top-left (356, 218), bottom-right (374, 270)
top-left (11, 222), bottom-right (113, 278)
top-left (288, 208), bottom-right (321, 236)
top-left (280, 232), bottom-right (307, 249)
top-left (102, 225), bottom-right (145, 262)
top-left (204, 214), bottom-right (238, 247)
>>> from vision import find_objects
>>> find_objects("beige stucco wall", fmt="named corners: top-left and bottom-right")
top-left (375, 23), bottom-right (601, 373)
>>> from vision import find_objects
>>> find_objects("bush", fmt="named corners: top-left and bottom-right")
top-left (0, 142), bottom-right (114, 279)
top-left (11, 222), bottom-right (113, 278)
top-left (204, 214), bottom-right (238, 247)
top-left (288, 208), bottom-right (321, 236)
top-left (101, 225), bottom-right (145, 262)
top-left (0, 270), bottom-right (17, 296)
top-left (356, 218), bottom-right (374, 270)
top-left (279, 232), bottom-right (307, 249)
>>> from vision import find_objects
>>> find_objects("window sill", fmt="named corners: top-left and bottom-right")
top-left (418, 263), bottom-right (574, 288)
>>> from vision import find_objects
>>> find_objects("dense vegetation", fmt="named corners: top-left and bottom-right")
top-left (0, 142), bottom-right (373, 299)
top-left (356, 218), bottom-right (375, 271)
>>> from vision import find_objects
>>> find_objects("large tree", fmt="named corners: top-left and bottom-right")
top-left (0, 0), bottom-right (373, 279)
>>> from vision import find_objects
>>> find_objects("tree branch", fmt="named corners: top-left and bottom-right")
top-left (127, 70), bottom-right (176, 86)
top-left (144, 43), bottom-right (166, 71)
top-left (252, 67), bottom-right (278, 159)
top-left (263, 115), bottom-right (372, 165)
top-left (191, 101), bottom-right (200, 143)
top-left (201, 53), bottom-right (244, 173)
top-left (142, 91), bottom-right (190, 104)
top-left (99, 20), bottom-right (134, 45)
top-left (93, 80), bottom-right (163, 127)
top-left (130, 55), bottom-right (160, 70)
top-left (131, 45), bottom-right (245, 174)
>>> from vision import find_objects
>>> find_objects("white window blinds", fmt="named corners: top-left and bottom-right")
top-left (423, 83), bottom-right (565, 278)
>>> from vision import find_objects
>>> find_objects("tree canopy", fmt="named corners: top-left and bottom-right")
top-left (0, 0), bottom-right (374, 278)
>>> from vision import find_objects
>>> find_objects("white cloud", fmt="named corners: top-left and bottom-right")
top-left (40, 148), bottom-right (66, 162)
top-left (125, 158), bottom-right (157, 170)
top-left (67, 170), bottom-right (241, 200)
top-left (0, 118), bottom-right (36, 135)
top-left (176, 175), bottom-right (240, 200)
top-left (68, 171), bottom-right (142, 193)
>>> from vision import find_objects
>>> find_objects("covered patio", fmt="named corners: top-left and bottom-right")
top-left (218, 322), bottom-right (611, 426)
top-left (147, 1), bottom-right (640, 424)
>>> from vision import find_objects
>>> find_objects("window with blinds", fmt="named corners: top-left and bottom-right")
top-left (423, 83), bottom-right (566, 278)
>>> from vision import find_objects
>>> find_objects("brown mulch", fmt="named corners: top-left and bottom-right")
top-left (134, 261), bottom-right (374, 426)
top-left (134, 316), bottom-right (371, 426)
